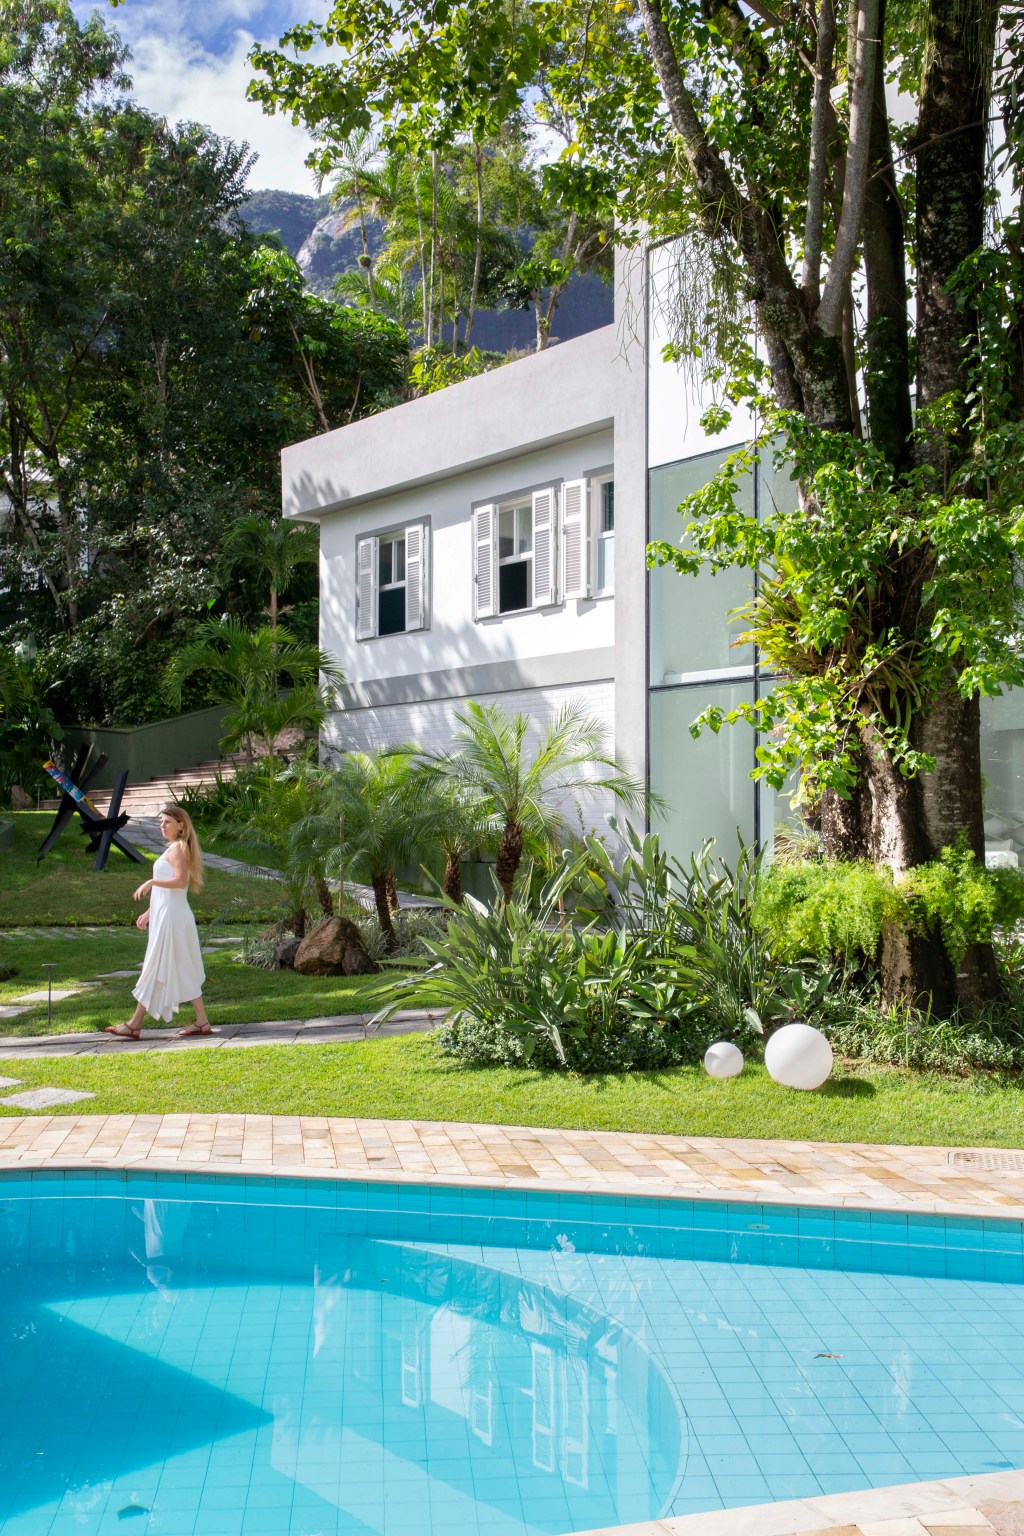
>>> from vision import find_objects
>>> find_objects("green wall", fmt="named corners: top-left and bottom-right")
top-left (60, 705), bottom-right (230, 789)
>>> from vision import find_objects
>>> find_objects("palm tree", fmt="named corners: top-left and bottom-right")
top-left (167, 617), bottom-right (343, 765)
top-left (413, 772), bottom-right (494, 904)
top-left (429, 702), bottom-right (650, 903)
top-left (220, 513), bottom-right (318, 630)
top-left (328, 748), bottom-right (424, 950)
top-left (224, 762), bottom-right (334, 936)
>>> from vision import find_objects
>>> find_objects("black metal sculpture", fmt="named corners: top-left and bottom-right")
top-left (37, 746), bottom-right (146, 871)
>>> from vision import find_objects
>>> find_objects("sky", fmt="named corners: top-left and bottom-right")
top-left (72, 0), bottom-right (324, 194)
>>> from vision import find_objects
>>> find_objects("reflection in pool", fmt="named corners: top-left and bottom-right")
top-left (0, 1173), bottom-right (1022, 1536)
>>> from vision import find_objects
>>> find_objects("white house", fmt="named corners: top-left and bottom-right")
top-left (282, 248), bottom-right (1024, 867)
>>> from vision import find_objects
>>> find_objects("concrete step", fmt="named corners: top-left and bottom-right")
top-left (40, 755), bottom-right (247, 815)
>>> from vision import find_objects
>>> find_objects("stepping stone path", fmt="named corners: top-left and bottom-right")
top-left (1, 1086), bottom-right (95, 1109)
top-left (0, 1078), bottom-right (96, 1111)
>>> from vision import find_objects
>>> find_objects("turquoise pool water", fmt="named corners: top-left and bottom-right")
top-left (1, 1172), bottom-right (1023, 1536)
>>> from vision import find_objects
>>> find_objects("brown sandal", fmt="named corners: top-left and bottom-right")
top-left (175, 1023), bottom-right (213, 1038)
top-left (105, 1022), bottom-right (141, 1040)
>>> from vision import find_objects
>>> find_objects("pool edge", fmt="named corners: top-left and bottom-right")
top-left (563, 1467), bottom-right (1024, 1535)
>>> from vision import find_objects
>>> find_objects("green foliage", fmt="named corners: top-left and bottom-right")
top-left (408, 345), bottom-right (507, 394)
top-left (166, 618), bottom-right (343, 762)
top-left (0, 646), bottom-right (63, 802)
top-left (381, 869), bottom-right (698, 1073)
top-left (757, 848), bottom-right (1024, 966)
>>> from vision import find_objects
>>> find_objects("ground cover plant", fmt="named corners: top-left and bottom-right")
top-left (0, 813), bottom-right (283, 928)
top-left (0, 928), bottom-right (405, 1036)
top-left (0, 1034), bottom-right (1021, 1148)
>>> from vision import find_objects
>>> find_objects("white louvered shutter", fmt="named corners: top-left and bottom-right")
top-left (561, 478), bottom-right (588, 599)
top-left (404, 522), bottom-right (426, 631)
top-left (532, 486), bottom-right (556, 607)
top-left (356, 535), bottom-right (377, 639)
top-left (473, 503), bottom-right (496, 618)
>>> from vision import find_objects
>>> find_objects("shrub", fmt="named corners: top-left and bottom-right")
top-left (756, 847), bottom-right (1024, 966)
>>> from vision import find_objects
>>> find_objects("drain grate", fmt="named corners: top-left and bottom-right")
top-left (949, 1150), bottom-right (1024, 1171)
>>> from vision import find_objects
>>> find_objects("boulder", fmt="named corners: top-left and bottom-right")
top-left (273, 935), bottom-right (302, 970)
top-left (294, 916), bottom-right (378, 976)
top-left (9, 784), bottom-right (32, 810)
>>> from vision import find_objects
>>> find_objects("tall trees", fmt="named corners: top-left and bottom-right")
top-left (251, 0), bottom-right (1024, 1012)
top-left (0, 0), bottom-right (409, 730)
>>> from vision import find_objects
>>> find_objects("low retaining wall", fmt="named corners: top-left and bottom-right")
top-left (59, 705), bottom-right (229, 788)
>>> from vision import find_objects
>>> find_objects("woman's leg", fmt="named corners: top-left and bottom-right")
top-left (190, 995), bottom-right (211, 1028)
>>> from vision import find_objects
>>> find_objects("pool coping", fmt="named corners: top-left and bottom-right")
top-left (3, 1114), bottom-right (1024, 1536)
top-left (1, 1114), bottom-right (1023, 1223)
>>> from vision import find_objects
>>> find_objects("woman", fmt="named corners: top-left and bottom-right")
top-left (105, 804), bottom-right (214, 1040)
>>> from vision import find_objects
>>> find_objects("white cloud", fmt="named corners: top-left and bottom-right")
top-left (73, 2), bottom-right (322, 193)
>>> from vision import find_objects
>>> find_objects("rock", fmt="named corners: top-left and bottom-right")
top-left (9, 784), bottom-right (32, 809)
top-left (294, 916), bottom-right (378, 976)
top-left (273, 935), bottom-right (302, 970)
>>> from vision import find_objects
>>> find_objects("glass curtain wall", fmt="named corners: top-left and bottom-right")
top-left (648, 448), bottom-right (1024, 866)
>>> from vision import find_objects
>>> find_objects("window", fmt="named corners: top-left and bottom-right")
top-left (498, 501), bottom-right (533, 612)
top-left (356, 522), bottom-right (427, 639)
top-left (473, 488), bottom-right (556, 618)
top-left (563, 473), bottom-right (614, 600)
top-left (378, 532), bottom-right (406, 635)
top-left (593, 475), bottom-right (614, 594)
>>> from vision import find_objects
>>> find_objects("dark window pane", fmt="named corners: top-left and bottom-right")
top-left (378, 585), bottom-right (406, 635)
top-left (499, 559), bottom-right (529, 613)
top-left (602, 480), bottom-right (615, 532)
top-left (379, 539), bottom-right (393, 586)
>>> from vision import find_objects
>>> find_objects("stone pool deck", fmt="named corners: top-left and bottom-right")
top-left (1, 1113), bottom-right (1022, 1221)
top-left (2, 1112), bottom-right (1024, 1536)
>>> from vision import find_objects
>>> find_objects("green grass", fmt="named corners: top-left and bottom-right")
top-left (0, 811), bottom-right (284, 927)
top-left (0, 929), bottom-right (402, 1035)
top-left (0, 1033), bottom-right (1020, 1145)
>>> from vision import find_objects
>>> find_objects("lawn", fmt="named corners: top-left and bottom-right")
top-left (0, 1033), bottom-right (1020, 1145)
top-left (0, 812), bottom-right (283, 927)
top-left (0, 929), bottom-right (398, 1034)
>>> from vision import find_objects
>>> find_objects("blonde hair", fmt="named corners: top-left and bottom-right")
top-left (161, 804), bottom-right (204, 892)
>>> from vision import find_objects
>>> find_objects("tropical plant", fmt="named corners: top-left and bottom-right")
top-left (220, 514), bottom-right (319, 630)
top-left (410, 772), bottom-right (494, 903)
top-left (326, 747), bottom-right (426, 949)
top-left (166, 618), bottom-right (343, 765)
top-left (427, 701), bottom-right (649, 902)
top-left (374, 866), bottom-right (696, 1071)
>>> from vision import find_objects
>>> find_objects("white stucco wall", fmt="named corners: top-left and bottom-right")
top-left (319, 428), bottom-right (614, 695)
top-left (646, 242), bottom-right (758, 471)
top-left (325, 679), bottom-right (620, 837)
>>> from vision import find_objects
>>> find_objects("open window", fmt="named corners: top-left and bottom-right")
top-left (356, 522), bottom-right (427, 639)
top-left (473, 487), bottom-right (557, 617)
top-left (562, 473), bottom-right (614, 601)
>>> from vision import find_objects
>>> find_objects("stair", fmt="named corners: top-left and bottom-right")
top-left (41, 755), bottom-right (248, 818)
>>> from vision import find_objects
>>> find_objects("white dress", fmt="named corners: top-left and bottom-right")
top-left (132, 851), bottom-right (206, 1022)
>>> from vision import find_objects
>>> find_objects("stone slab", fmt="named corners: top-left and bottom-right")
top-left (12, 988), bottom-right (86, 1004)
top-left (94, 970), bottom-right (141, 979)
top-left (0, 1077), bottom-right (21, 1088)
top-left (0, 1087), bottom-right (95, 1109)
top-left (0, 1006), bottom-right (27, 1021)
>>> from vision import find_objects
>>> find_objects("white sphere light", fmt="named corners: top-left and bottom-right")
top-left (764, 1023), bottom-right (833, 1091)
top-left (704, 1041), bottom-right (745, 1079)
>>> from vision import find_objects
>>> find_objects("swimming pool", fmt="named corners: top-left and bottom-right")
top-left (1, 1170), bottom-right (1022, 1536)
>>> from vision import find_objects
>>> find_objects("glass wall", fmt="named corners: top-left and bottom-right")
top-left (648, 447), bottom-right (1024, 867)
top-left (648, 450), bottom-right (754, 684)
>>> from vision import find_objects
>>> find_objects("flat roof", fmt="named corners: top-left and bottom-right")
top-left (282, 324), bottom-right (618, 519)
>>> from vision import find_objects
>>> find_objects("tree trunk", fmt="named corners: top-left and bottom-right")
top-left (385, 868), bottom-right (400, 916)
top-left (495, 818), bottom-right (524, 901)
top-left (290, 907), bottom-right (306, 938)
top-left (315, 877), bottom-right (334, 917)
top-left (443, 852), bottom-right (463, 904)
top-left (372, 872), bottom-right (399, 951)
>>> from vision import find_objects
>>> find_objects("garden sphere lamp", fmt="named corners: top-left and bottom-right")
top-left (764, 1023), bottom-right (833, 1090)
top-left (704, 1041), bottom-right (744, 1079)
